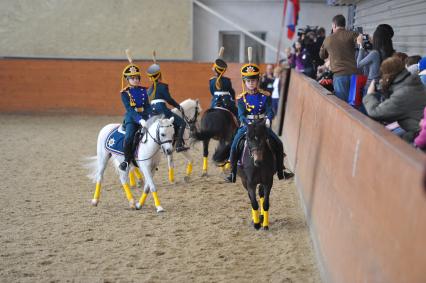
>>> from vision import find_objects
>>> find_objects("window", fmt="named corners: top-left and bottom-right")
top-left (219, 31), bottom-right (266, 63)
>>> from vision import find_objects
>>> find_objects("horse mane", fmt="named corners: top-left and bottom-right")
top-left (145, 115), bottom-right (163, 129)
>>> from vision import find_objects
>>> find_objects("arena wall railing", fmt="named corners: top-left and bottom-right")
top-left (280, 70), bottom-right (426, 283)
top-left (0, 59), bottom-right (255, 115)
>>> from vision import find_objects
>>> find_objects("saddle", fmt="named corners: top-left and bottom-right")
top-left (105, 125), bottom-right (144, 167)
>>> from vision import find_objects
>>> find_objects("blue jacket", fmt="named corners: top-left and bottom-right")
top-left (121, 86), bottom-right (151, 123)
top-left (148, 82), bottom-right (181, 114)
top-left (209, 76), bottom-right (236, 100)
top-left (237, 89), bottom-right (273, 125)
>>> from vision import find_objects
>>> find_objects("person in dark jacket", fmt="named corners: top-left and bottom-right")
top-left (363, 56), bottom-right (426, 142)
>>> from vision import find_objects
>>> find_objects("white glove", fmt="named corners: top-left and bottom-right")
top-left (265, 119), bottom-right (271, 128)
top-left (139, 119), bottom-right (147, 128)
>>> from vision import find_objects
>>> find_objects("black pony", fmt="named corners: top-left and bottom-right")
top-left (192, 108), bottom-right (238, 175)
top-left (238, 119), bottom-right (275, 230)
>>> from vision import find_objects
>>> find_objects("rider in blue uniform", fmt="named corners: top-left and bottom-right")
top-left (225, 63), bottom-right (293, 183)
top-left (146, 63), bottom-right (188, 152)
top-left (119, 63), bottom-right (152, 171)
top-left (209, 58), bottom-right (238, 117)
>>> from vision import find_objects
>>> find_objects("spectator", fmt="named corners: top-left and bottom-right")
top-left (260, 64), bottom-right (275, 93)
top-left (314, 27), bottom-right (326, 68)
top-left (285, 47), bottom-right (295, 68)
top-left (414, 107), bottom-right (426, 150)
top-left (419, 57), bottom-right (426, 85)
top-left (294, 41), bottom-right (315, 78)
top-left (393, 52), bottom-right (408, 63)
top-left (272, 66), bottom-right (283, 115)
top-left (363, 57), bottom-right (426, 142)
top-left (320, 14), bottom-right (358, 102)
top-left (356, 25), bottom-right (394, 94)
top-left (406, 55), bottom-right (422, 74)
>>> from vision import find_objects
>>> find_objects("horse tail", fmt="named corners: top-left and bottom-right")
top-left (213, 142), bottom-right (231, 164)
top-left (84, 156), bottom-right (99, 183)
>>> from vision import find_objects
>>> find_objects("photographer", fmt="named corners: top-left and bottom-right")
top-left (356, 26), bottom-right (394, 95)
top-left (320, 14), bottom-right (358, 102)
top-left (363, 57), bottom-right (426, 143)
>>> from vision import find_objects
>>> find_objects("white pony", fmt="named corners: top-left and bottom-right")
top-left (87, 116), bottom-right (175, 212)
top-left (169, 98), bottom-right (202, 183)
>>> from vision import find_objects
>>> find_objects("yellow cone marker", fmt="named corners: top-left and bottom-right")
top-left (129, 170), bottom-right (136, 187)
top-left (139, 192), bottom-right (148, 207)
top-left (252, 208), bottom-right (260, 224)
top-left (169, 168), bottom-right (174, 183)
top-left (93, 182), bottom-right (101, 200)
top-left (152, 191), bottom-right (161, 207)
top-left (186, 162), bottom-right (193, 176)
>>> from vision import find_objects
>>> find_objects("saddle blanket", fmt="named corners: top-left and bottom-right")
top-left (105, 126), bottom-right (125, 155)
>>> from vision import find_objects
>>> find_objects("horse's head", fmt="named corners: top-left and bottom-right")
top-left (152, 117), bottom-right (175, 155)
top-left (246, 119), bottom-right (268, 167)
top-left (180, 99), bottom-right (202, 134)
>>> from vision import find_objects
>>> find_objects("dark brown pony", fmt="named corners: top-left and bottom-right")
top-left (238, 119), bottom-right (275, 230)
top-left (192, 108), bottom-right (238, 175)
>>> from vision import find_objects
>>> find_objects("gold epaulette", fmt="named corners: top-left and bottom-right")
top-left (236, 91), bottom-right (247, 100)
top-left (120, 86), bottom-right (130, 93)
top-left (259, 89), bottom-right (271, 96)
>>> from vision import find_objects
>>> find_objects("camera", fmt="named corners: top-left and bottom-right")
top-left (354, 26), bottom-right (373, 50)
top-left (297, 25), bottom-right (318, 40)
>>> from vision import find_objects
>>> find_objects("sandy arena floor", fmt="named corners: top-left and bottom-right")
top-left (0, 115), bottom-right (320, 282)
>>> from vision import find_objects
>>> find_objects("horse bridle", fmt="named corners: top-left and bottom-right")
top-left (182, 101), bottom-right (199, 133)
top-left (143, 122), bottom-right (174, 146)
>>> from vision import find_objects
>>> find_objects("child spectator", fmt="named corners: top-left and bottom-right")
top-left (406, 55), bottom-right (422, 75)
top-left (419, 57), bottom-right (426, 85)
top-left (363, 57), bottom-right (426, 142)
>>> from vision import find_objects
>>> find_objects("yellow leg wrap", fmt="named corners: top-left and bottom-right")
top-left (122, 183), bottom-right (134, 202)
top-left (186, 162), bottom-right (193, 176)
top-left (260, 197), bottom-right (265, 216)
top-left (93, 182), bottom-right (101, 200)
top-left (252, 209), bottom-right (260, 224)
top-left (202, 157), bottom-right (208, 172)
top-left (129, 170), bottom-right (136, 187)
top-left (262, 211), bottom-right (269, 227)
top-left (152, 192), bottom-right (161, 207)
top-left (225, 162), bottom-right (231, 170)
top-left (134, 167), bottom-right (143, 180)
top-left (169, 167), bottom-right (174, 183)
top-left (139, 192), bottom-right (148, 207)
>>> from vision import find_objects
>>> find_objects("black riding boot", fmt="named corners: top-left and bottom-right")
top-left (119, 141), bottom-right (133, 171)
top-left (269, 137), bottom-right (285, 180)
top-left (175, 126), bottom-right (189, 153)
top-left (225, 150), bottom-right (238, 183)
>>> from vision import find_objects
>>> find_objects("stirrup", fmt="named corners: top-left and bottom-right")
top-left (119, 161), bottom-right (129, 171)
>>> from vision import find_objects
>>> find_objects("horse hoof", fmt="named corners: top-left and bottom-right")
top-left (156, 206), bottom-right (165, 213)
top-left (129, 200), bottom-right (136, 209)
top-left (184, 176), bottom-right (190, 183)
top-left (262, 226), bottom-right (269, 231)
top-left (254, 223), bottom-right (261, 230)
top-left (90, 199), bottom-right (98, 206)
top-left (135, 203), bottom-right (142, 210)
top-left (201, 172), bottom-right (208, 177)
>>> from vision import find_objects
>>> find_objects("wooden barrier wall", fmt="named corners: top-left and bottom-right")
top-left (0, 59), bottom-right (251, 115)
top-left (282, 71), bottom-right (426, 283)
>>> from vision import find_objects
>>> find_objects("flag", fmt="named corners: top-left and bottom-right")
top-left (283, 0), bottom-right (300, 39)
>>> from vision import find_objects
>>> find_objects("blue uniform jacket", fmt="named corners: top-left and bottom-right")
top-left (209, 76), bottom-right (236, 100)
top-left (121, 86), bottom-right (151, 124)
top-left (148, 82), bottom-right (181, 114)
top-left (237, 89), bottom-right (273, 125)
